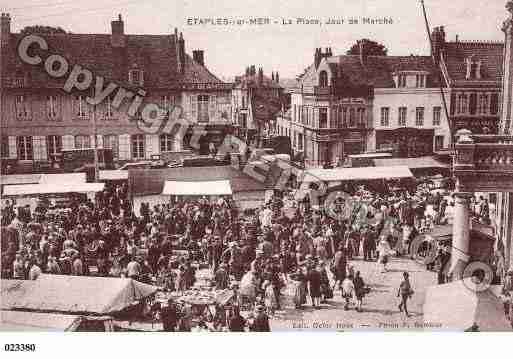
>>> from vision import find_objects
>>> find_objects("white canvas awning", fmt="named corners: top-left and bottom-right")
top-left (301, 165), bottom-right (414, 183)
top-left (162, 180), bottom-right (232, 196)
top-left (9, 274), bottom-right (158, 315)
top-left (3, 182), bottom-right (105, 196)
top-left (39, 173), bottom-right (86, 184)
top-left (99, 170), bottom-right (128, 181)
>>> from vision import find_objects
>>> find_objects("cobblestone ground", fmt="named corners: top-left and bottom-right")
top-left (270, 256), bottom-right (438, 332)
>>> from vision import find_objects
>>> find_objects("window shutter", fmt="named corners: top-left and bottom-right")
top-left (118, 134), bottom-right (130, 160)
top-left (145, 134), bottom-right (154, 158)
top-left (190, 95), bottom-right (198, 121)
top-left (8, 136), bottom-right (17, 159)
top-left (209, 95), bottom-right (217, 120)
top-left (33, 136), bottom-right (47, 160)
top-left (62, 135), bottom-right (74, 151)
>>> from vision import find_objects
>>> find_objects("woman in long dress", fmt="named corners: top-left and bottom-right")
top-left (290, 268), bottom-right (307, 309)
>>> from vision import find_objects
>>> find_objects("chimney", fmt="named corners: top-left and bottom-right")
top-left (314, 48), bottom-right (321, 69)
top-left (431, 26), bottom-right (446, 64)
top-left (358, 40), bottom-right (366, 66)
top-left (245, 66), bottom-right (250, 76)
top-left (1, 13), bottom-right (11, 48)
top-left (192, 50), bottom-right (204, 66)
top-left (275, 72), bottom-right (279, 84)
top-left (271, 72), bottom-right (275, 81)
top-left (110, 14), bottom-right (125, 48)
top-left (177, 32), bottom-right (185, 73)
top-left (258, 67), bottom-right (263, 85)
top-left (455, 34), bottom-right (459, 42)
top-left (250, 65), bottom-right (256, 76)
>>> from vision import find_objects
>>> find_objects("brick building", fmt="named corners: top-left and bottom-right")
top-left (432, 26), bottom-right (503, 135)
top-left (0, 14), bottom-right (232, 172)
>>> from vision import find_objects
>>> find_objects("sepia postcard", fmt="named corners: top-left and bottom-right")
top-left (1, 0), bottom-right (512, 342)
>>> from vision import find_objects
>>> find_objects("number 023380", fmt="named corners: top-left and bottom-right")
top-left (4, 344), bottom-right (36, 352)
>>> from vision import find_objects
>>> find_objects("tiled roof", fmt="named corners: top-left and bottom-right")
top-left (181, 54), bottom-right (225, 85)
top-left (1, 32), bottom-right (226, 90)
top-left (442, 41), bottom-right (503, 86)
top-left (299, 55), bottom-right (441, 90)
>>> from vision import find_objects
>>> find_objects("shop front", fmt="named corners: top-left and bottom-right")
top-left (376, 128), bottom-right (434, 158)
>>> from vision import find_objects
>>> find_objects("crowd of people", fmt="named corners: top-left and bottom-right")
top-left (1, 175), bottom-right (508, 330)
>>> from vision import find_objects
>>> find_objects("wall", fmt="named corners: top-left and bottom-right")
top-left (373, 88), bottom-right (451, 151)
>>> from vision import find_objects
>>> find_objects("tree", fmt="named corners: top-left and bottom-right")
top-left (20, 25), bottom-right (67, 35)
top-left (346, 39), bottom-right (388, 56)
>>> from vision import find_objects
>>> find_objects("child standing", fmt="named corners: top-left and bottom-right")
top-left (263, 280), bottom-right (277, 316)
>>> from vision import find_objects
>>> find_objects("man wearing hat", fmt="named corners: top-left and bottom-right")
top-left (215, 263), bottom-right (230, 290)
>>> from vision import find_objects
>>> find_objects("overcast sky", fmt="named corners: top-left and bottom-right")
top-left (4, 0), bottom-right (508, 79)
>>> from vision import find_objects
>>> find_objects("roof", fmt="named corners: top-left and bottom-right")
top-left (0, 310), bottom-right (81, 331)
top-left (301, 165), bottom-right (414, 182)
top-left (442, 41), bottom-right (503, 87)
top-left (1, 30), bottom-right (227, 90)
top-left (0, 174), bottom-right (42, 186)
top-left (1, 280), bottom-right (35, 310)
top-left (373, 156), bottom-right (449, 169)
top-left (233, 73), bottom-right (282, 89)
top-left (162, 180), bottom-right (232, 195)
top-left (99, 170), bottom-right (128, 181)
top-left (129, 166), bottom-right (269, 196)
top-left (299, 55), bottom-right (440, 91)
top-left (9, 275), bottom-right (157, 315)
top-left (39, 173), bottom-right (86, 184)
top-left (3, 182), bottom-right (104, 196)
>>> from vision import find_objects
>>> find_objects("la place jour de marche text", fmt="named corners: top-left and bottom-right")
top-left (185, 16), bottom-right (394, 26)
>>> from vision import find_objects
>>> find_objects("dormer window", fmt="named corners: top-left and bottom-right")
top-left (466, 56), bottom-right (481, 80)
top-left (129, 68), bottom-right (144, 86)
top-left (319, 71), bottom-right (328, 87)
top-left (415, 74), bottom-right (426, 88)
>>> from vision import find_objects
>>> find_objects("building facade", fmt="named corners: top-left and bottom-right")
top-left (496, 3), bottom-right (513, 274)
top-left (278, 48), bottom-right (374, 168)
top-left (372, 56), bottom-right (451, 156)
top-left (278, 46), bottom-right (452, 167)
top-left (433, 26), bottom-right (503, 135)
top-left (0, 14), bottom-right (232, 173)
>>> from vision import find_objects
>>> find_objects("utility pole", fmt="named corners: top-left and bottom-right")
top-left (92, 104), bottom-right (99, 182)
top-left (420, 0), bottom-right (452, 146)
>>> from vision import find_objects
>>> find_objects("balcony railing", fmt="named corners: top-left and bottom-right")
top-left (313, 86), bottom-right (332, 96)
top-left (454, 130), bottom-right (513, 192)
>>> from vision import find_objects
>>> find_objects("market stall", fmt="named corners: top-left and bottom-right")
top-left (0, 310), bottom-right (115, 332)
top-left (161, 180), bottom-right (233, 197)
top-left (298, 165), bottom-right (415, 203)
top-left (9, 274), bottom-right (157, 315)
